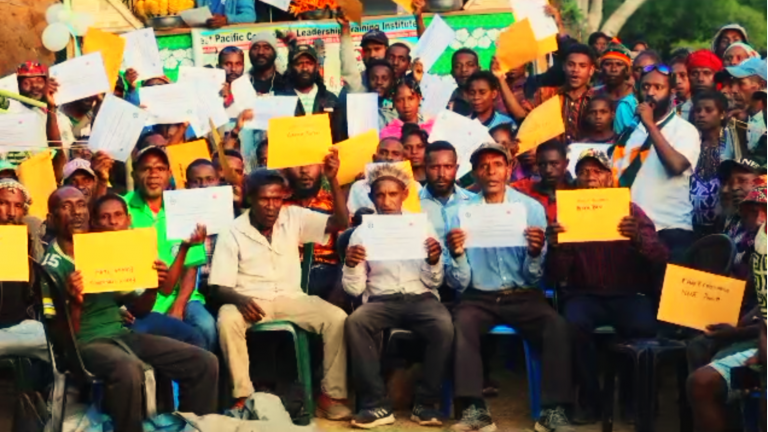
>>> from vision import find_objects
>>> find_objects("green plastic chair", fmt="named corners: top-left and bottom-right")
top-left (249, 243), bottom-right (315, 418)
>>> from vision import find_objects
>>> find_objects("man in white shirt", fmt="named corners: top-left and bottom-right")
top-left (610, 64), bottom-right (701, 262)
top-left (343, 163), bottom-right (451, 429)
top-left (347, 137), bottom-right (423, 213)
top-left (208, 149), bottom-right (352, 419)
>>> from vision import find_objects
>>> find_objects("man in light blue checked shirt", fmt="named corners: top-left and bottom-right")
top-left (444, 143), bottom-right (575, 432)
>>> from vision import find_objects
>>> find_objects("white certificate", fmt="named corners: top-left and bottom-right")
top-left (139, 83), bottom-right (198, 126)
top-left (346, 93), bottom-right (379, 137)
top-left (360, 214), bottom-right (428, 261)
top-left (566, 143), bottom-right (612, 177)
top-left (164, 186), bottom-right (235, 241)
top-left (179, 6), bottom-right (213, 27)
top-left (49, 53), bottom-right (111, 105)
top-left (228, 74), bottom-right (259, 119)
top-left (510, 0), bottom-right (559, 40)
top-left (121, 28), bottom-right (164, 81)
top-left (177, 66), bottom-right (225, 88)
top-left (260, 0), bottom-right (291, 11)
top-left (411, 15), bottom-right (455, 73)
top-left (88, 94), bottom-right (150, 161)
top-left (243, 96), bottom-right (298, 130)
top-left (0, 112), bottom-right (46, 151)
top-left (428, 110), bottom-right (494, 179)
top-left (419, 74), bottom-right (457, 121)
top-left (460, 203), bottom-right (528, 248)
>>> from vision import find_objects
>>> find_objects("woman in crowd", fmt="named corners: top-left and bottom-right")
top-left (380, 76), bottom-right (435, 138)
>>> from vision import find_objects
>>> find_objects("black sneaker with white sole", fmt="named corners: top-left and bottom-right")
top-left (350, 407), bottom-right (395, 429)
top-left (535, 406), bottom-right (576, 432)
top-left (450, 403), bottom-right (498, 432)
top-left (411, 404), bottom-right (444, 426)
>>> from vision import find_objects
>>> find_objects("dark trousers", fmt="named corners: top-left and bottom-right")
top-left (658, 228), bottom-right (696, 264)
top-left (308, 264), bottom-right (351, 313)
top-left (345, 294), bottom-right (453, 409)
top-left (79, 332), bottom-right (219, 432)
top-left (564, 293), bottom-right (657, 411)
top-left (453, 289), bottom-right (572, 406)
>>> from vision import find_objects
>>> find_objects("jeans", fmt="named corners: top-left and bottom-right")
top-left (658, 228), bottom-right (696, 264)
top-left (184, 301), bottom-right (217, 352)
top-left (79, 332), bottom-right (218, 432)
top-left (565, 293), bottom-right (657, 411)
top-left (0, 320), bottom-right (49, 362)
top-left (345, 294), bottom-right (453, 409)
top-left (131, 312), bottom-right (206, 350)
top-left (308, 264), bottom-right (350, 312)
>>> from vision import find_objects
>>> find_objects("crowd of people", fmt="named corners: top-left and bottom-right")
top-left (0, 3), bottom-right (766, 432)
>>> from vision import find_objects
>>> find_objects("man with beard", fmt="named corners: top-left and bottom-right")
top-left (247, 32), bottom-right (286, 95)
top-left (725, 57), bottom-right (767, 162)
top-left (8, 62), bottom-right (71, 177)
top-left (512, 140), bottom-right (571, 224)
top-left (284, 162), bottom-right (350, 310)
top-left (611, 64), bottom-right (701, 262)
top-left (686, 50), bottom-right (723, 96)
top-left (596, 41), bottom-right (637, 135)
top-left (449, 48), bottom-right (480, 116)
top-left (445, 143), bottom-right (573, 432)
top-left (42, 186), bottom-right (218, 432)
top-left (364, 59), bottom-right (397, 128)
top-left (546, 149), bottom-right (667, 424)
top-left (218, 46), bottom-right (245, 109)
top-left (0, 179), bottom-right (48, 362)
top-left (279, 45), bottom-right (347, 143)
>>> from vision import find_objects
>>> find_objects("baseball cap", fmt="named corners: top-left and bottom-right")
top-left (725, 57), bottom-right (767, 81)
top-left (0, 160), bottom-right (17, 178)
top-left (575, 148), bottom-right (612, 172)
top-left (132, 145), bottom-right (170, 166)
top-left (62, 158), bottom-right (96, 182)
top-left (717, 158), bottom-right (767, 181)
top-left (470, 143), bottom-right (511, 167)
top-left (290, 44), bottom-right (318, 63)
top-left (361, 30), bottom-right (389, 47)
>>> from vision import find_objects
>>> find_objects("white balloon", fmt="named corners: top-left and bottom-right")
top-left (70, 12), bottom-right (95, 36)
top-left (45, 3), bottom-right (67, 24)
top-left (42, 23), bottom-right (71, 52)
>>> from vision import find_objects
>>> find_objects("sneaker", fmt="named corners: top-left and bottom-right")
top-left (411, 404), bottom-right (444, 426)
top-left (316, 393), bottom-right (352, 421)
top-left (535, 406), bottom-right (575, 432)
top-left (350, 407), bottom-right (395, 429)
top-left (450, 403), bottom-right (498, 432)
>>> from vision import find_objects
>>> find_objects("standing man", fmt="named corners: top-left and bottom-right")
top-left (284, 162), bottom-right (349, 310)
top-left (123, 146), bottom-right (217, 352)
top-left (686, 50), bottom-right (723, 95)
top-left (611, 64), bottom-right (701, 262)
top-left (512, 140), bottom-right (571, 224)
top-left (465, 71), bottom-right (515, 130)
top-left (248, 32), bottom-right (287, 95)
top-left (196, 0), bottom-right (255, 28)
top-left (364, 60), bottom-right (397, 128)
top-left (386, 43), bottom-right (413, 80)
top-left (445, 143), bottom-right (574, 432)
top-left (343, 163), bottom-right (451, 428)
top-left (209, 150), bottom-right (352, 418)
top-left (449, 49), bottom-right (481, 116)
top-left (670, 56), bottom-right (693, 120)
top-left (596, 41), bottom-right (637, 135)
top-left (587, 32), bottom-right (610, 56)
top-left (42, 186), bottom-right (218, 432)
top-left (711, 24), bottom-right (750, 59)
top-left (218, 46), bottom-right (245, 109)
top-left (279, 45), bottom-right (347, 143)
top-left (725, 57), bottom-right (767, 163)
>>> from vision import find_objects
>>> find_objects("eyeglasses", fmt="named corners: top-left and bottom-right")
top-left (641, 64), bottom-right (671, 75)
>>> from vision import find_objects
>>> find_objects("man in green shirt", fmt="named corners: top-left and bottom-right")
top-left (42, 186), bottom-right (218, 432)
top-left (122, 145), bottom-right (217, 352)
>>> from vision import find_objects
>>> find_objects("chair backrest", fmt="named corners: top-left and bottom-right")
top-left (300, 243), bottom-right (314, 294)
top-left (32, 261), bottom-right (97, 384)
top-left (682, 234), bottom-right (737, 276)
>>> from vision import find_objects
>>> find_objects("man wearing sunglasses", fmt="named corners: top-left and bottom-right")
top-left (611, 64), bottom-right (701, 262)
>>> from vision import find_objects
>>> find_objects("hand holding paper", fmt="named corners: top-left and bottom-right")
top-left (412, 15), bottom-right (455, 73)
top-left (267, 114), bottom-right (333, 169)
top-left (83, 28), bottom-right (126, 92)
top-left (335, 130), bottom-right (379, 185)
top-left (516, 96), bottom-right (564, 154)
top-left (360, 214), bottom-right (428, 261)
top-left (180, 7), bottom-right (213, 27)
top-left (49, 53), bottom-right (111, 105)
top-left (166, 140), bottom-right (211, 188)
top-left (0, 226), bottom-right (29, 282)
top-left (460, 203), bottom-right (528, 248)
top-left (555, 188), bottom-right (630, 243)
top-left (121, 28), bottom-right (164, 81)
top-left (89, 94), bottom-right (150, 161)
top-left (164, 186), bottom-right (234, 240)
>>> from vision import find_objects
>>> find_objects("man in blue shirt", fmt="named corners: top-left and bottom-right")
top-left (444, 143), bottom-right (574, 432)
top-left (466, 71), bottom-right (515, 131)
top-left (196, 0), bottom-right (256, 28)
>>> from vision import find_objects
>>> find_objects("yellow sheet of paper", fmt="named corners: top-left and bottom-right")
top-left (394, 161), bottom-right (421, 213)
top-left (0, 226), bottom-right (29, 282)
top-left (496, 19), bottom-right (541, 72)
top-left (83, 28), bottom-right (126, 92)
top-left (338, 0), bottom-right (363, 24)
top-left (556, 188), bottom-right (630, 243)
top-left (657, 264), bottom-right (747, 331)
top-left (516, 95), bottom-right (564, 154)
top-left (166, 140), bottom-right (211, 189)
top-left (391, 0), bottom-right (414, 13)
top-left (18, 150), bottom-right (57, 220)
top-left (537, 34), bottom-right (559, 56)
top-left (74, 228), bottom-right (158, 294)
top-left (335, 130), bottom-right (379, 185)
top-left (268, 114), bottom-right (332, 170)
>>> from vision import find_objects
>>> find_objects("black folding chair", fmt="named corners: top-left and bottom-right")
top-left (601, 234), bottom-right (736, 432)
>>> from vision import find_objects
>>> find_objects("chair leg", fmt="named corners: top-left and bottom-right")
top-left (636, 350), bottom-right (653, 432)
top-left (441, 378), bottom-right (453, 419)
top-left (295, 330), bottom-right (314, 418)
top-left (523, 341), bottom-right (541, 421)
top-left (601, 352), bottom-right (616, 432)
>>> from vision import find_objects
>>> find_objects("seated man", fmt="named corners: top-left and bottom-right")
top-left (445, 143), bottom-right (574, 432)
top-left (343, 163), bottom-right (451, 428)
top-left (0, 179), bottom-right (48, 362)
top-left (208, 149), bottom-right (351, 418)
top-left (42, 186), bottom-right (218, 432)
top-left (185, 159), bottom-right (223, 294)
top-left (546, 149), bottom-right (668, 423)
top-left (284, 161), bottom-right (349, 310)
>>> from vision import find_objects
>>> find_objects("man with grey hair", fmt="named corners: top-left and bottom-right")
top-left (0, 179), bottom-right (49, 361)
top-left (343, 162), bottom-right (451, 428)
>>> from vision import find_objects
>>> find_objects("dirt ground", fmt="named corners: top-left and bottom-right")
top-left (0, 0), bottom-right (57, 76)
